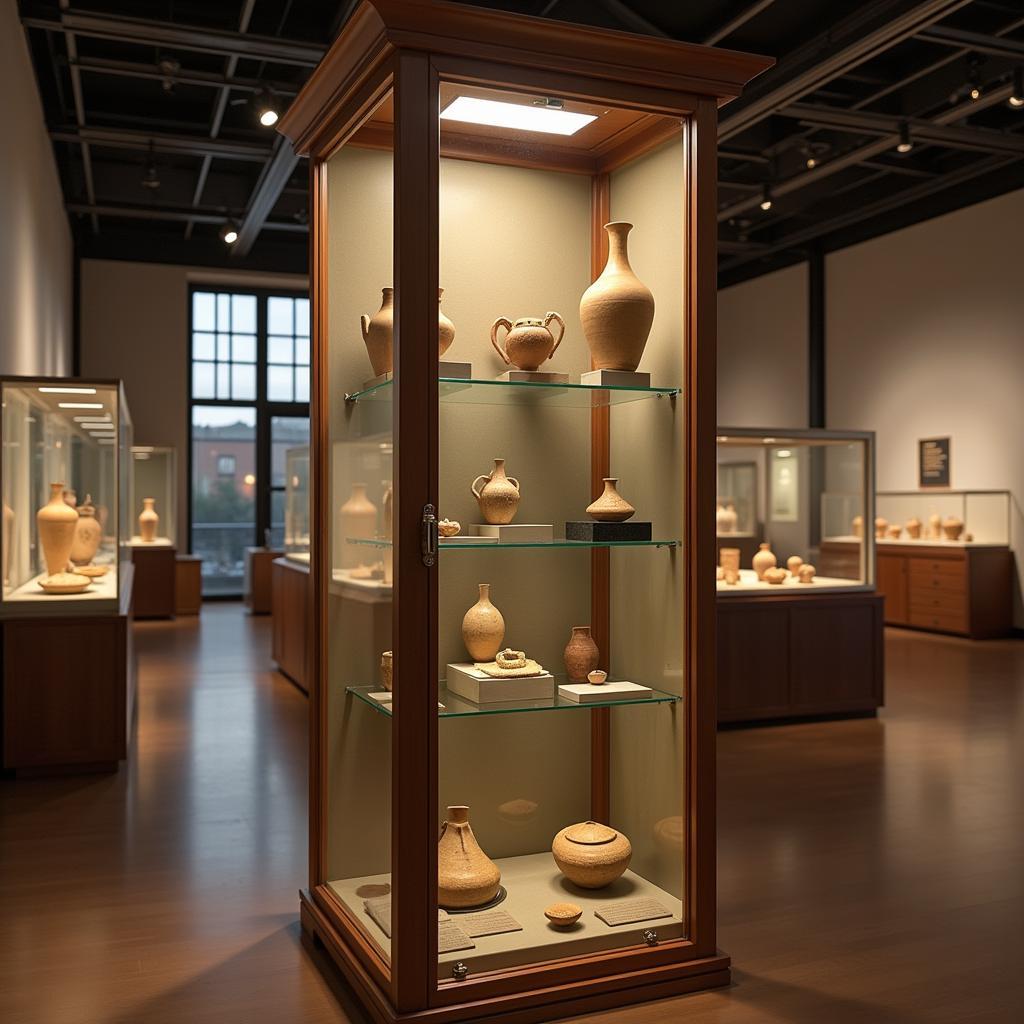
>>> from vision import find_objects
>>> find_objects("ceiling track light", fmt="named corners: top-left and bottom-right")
top-left (1010, 68), bottom-right (1024, 109)
top-left (220, 219), bottom-right (239, 245)
top-left (896, 121), bottom-right (913, 155)
top-left (254, 86), bottom-right (280, 127)
top-left (759, 185), bottom-right (773, 212)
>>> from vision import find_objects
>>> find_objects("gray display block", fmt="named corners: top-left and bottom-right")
top-left (495, 369), bottom-right (570, 384)
top-left (565, 521), bottom-right (652, 542)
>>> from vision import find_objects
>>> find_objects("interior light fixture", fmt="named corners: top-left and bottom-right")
top-left (220, 220), bottom-right (239, 245)
top-left (776, 449), bottom-right (793, 458)
top-left (896, 121), bottom-right (913, 154)
top-left (805, 156), bottom-right (818, 169)
top-left (133, 446), bottom-right (155, 454)
top-left (39, 386), bottom-right (97, 394)
top-left (74, 416), bottom-right (111, 423)
top-left (59, 402), bottom-right (103, 409)
top-left (1010, 68), bottom-right (1024, 108)
top-left (254, 86), bottom-right (280, 127)
top-left (440, 96), bottom-right (597, 136)
top-left (134, 453), bottom-right (152, 460)
top-left (98, 439), bottom-right (116, 445)
top-left (759, 185), bottom-right (773, 211)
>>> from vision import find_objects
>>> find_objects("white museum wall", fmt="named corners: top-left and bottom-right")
top-left (717, 263), bottom-right (808, 429)
top-left (0, 7), bottom-right (72, 377)
top-left (827, 187), bottom-right (1024, 626)
top-left (80, 260), bottom-right (308, 550)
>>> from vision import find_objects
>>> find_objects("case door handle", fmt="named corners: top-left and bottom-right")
top-left (422, 503), bottom-right (438, 567)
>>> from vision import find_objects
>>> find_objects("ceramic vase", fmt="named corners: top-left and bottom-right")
top-left (852, 514), bottom-right (863, 538)
top-left (490, 313), bottom-right (565, 371)
top-left (787, 555), bottom-right (803, 577)
top-left (752, 542), bottom-right (776, 580)
top-left (37, 482), bottom-right (78, 577)
top-left (719, 547), bottom-right (741, 573)
top-left (551, 820), bottom-right (632, 889)
top-left (2, 502), bottom-right (13, 585)
top-left (716, 504), bottom-right (730, 533)
top-left (70, 495), bottom-right (102, 565)
top-left (798, 564), bottom-right (816, 584)
top-left (888, 524), bottom-right (903, 540)
top-left (586, 478), bottom-right (635, 523)
top-left (380, 651), bottom-right (393, 692)
top-left (906, 517), bottom-right (922, 539)
top-left (360, 287), bottom-right (394, 377)
top-left (875, 517), bottom-right (888, 540)
top-left (139, 498), bottom-right (160, 543)
top-left (462, 583), bottom-right (505, 661)
top-left (942, 516), bottom-right (964, 541)
top-left (438, 288), bottom-right (456, 358)
top-left (564, 626), bottom-right (599, 682)
top-left (437, 805), bottom-right (502, 909)
top-left (339, 483), bottom-right (377, 569)
top-left (471, 459), bottom-right (520, 525)
top-left (580, 222), bottom-right (655, 372)
top-left (722, 503), bottom-right (738, 532)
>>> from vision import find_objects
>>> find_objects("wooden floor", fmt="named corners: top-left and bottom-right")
top-left (1, 608), bottom-right (1021, 1024)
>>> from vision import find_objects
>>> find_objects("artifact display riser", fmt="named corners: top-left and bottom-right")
top-left (4, 568), bottom-right (120, 613)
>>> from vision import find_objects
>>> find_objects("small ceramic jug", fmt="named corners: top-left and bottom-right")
top-left (471, 459), bottom-right (521, 525)
top-left (138, 498), bottom-right (160, 543)
top-left (360, 287), bottom-right (394, 377)
top-left (564, 626), bottom-right (600, 682)
top-left (752, 542), bottom-right (776, 580)
top-left (586, 478), bottom-right (635, 522)
top-left (490, 313), bottom-right (565, 371)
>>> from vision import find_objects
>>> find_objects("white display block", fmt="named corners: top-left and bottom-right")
top-left (440, 360), bottom-right (473, 379)
top-left (446, 663), bottom-right (555, 703)
top-left (495, 370), bottom-right (569, 384)
top-left (440, 535), bottom-right (498, 545)
top-left (558, 681), bottom-right (652, 704)
top-left (472, 523), bottom-right (553, 542)
top-left (580, 369), bottom-right (651, 388)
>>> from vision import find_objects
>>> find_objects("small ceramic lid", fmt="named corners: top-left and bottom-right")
top-left (514, 317), bottom-right (545, 327)
top-left (564, 821), bottom-right (618, 845)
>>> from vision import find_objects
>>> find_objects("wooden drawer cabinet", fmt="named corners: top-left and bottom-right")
top-left (878, 544), bottom-right (1012, 638)
top-left (271, 557), bottom-right (310, 693)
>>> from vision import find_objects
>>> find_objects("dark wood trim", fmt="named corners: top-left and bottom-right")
top-left (808, 243), bottom-right (825, 429)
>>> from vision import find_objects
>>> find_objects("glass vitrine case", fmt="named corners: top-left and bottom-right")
top-left (876, 489), bottom-right (1010, 546)
top-left (1, 378), bottom-right (132, 615)
top-left (284, 445), bottom-right (311, 564)
top-left (716, 428), bottom-right (875, 594)
top-left (278, 2), bottom-right (769, 1020)
top-left (130, 445), bottom-right (176, 546)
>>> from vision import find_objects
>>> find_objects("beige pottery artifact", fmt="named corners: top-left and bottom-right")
top-left (564, 626), bottom-right (599, 682)
top-left (437, 806), bottom-right (501, 909)
top-left (490, 313), bottom-right (565, 371)
top-left (139, 497), bottom-right (160, 542)
top-left (586, 478), bottom-right (635, 522)
top-left (752, 542), bottom-right (776, 580)
top-left (787, 555), bottom-right (803, 577)
top-left (37, 482), bottom-right (78, 576)
top-left (906, 517), bottom-right (922, 539)
top-left (723, 567), bottom-right (740, 585)
top-left (360, 287), bottom-right (394, 377)
top-left (875, 517), bottom-right (888, 540)
top-left (719, 547), bottom-right (741, 573)
top-left (380, 651), bottom-right (393, 692)
top-left (580, 222), bottom-right (655, 371)
top-left (71, 494), bottom-right (102, 564)
top-left (552, 820), bottom-right (632, 889)
top-left (544, 902), bottom-right (583, 928)
top-left (928, 513), bottom-right (941, 539)
top-left (798, 564), bottom-right (816, 584)
top-left (942, 516), bottom-right (964, 541)
top-left (763, 567), bottom-right (787, 585)
top-left (462, 583), bottom-right (505, 661)
top-left (887, 524), bottom-right (902, 540)
top-left (2, 501), bottom-right (13, 584)
top-left (339, 483), bottom-right (377, 569)
top-left (471, 459), bottom-right (520, 525)
top-left (438, 288), bottom-right (456, 357)
top-left (852, 514), bottom-right (863, 538)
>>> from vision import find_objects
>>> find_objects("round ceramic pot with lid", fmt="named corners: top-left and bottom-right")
top-left (551, 820), bottom-right (632, 889)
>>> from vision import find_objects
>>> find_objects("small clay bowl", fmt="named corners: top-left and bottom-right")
top-left (544, 902), bottom-right (583, 928)
top-left (588, 670), bottom-right (607, 686)
top-left (75, 564), bottom-right (109, 578)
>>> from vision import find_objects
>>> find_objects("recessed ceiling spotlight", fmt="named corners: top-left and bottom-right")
top-left (254, 86), bottom-right (280, 127)
top-left (1010, 68), bottom-right (1024, 109)
top-left (896, 121), bottom-right (913, 154)
top-left (220, 220), bottom-right (239, 245)
top-left (759, 185), bottom-right (773, 211)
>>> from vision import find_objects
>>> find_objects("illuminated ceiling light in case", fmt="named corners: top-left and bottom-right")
top-left (896, 121), bottom-right (913, 154)
top-left (58, 402), bottom-right (103, 409)
top-left (1010, 68), bottom-right (1024, 109)
top-left (440, 96), bottom-right (597, 136)
top-left (39, 386), bottom-right (97, 394)
top-left (759, 185), bottom-right (773, 211)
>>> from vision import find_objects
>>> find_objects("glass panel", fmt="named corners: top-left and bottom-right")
top-left (193, 332), bottom-right (215, 360)
top-left (271, 416), bottom-right (309, 489)
top-left (321, 93), bottom-right (393, 975)
top-left (295, 336), bottom-right (310, 365)
top-left (268, 335), bottom-right (293, 364)
top-left (294, 367), bottom-right (310, 403)
top-left (268, 488), bottom-right (286, 549)
top-left (295, 298), bottom-right (310, 336)
top-left (192, 362), bottom-right (215, 399)
top-left (216, 293), bottom-right (231, 330)
top-left (876, 489), bottom-right (1009, 545)
top-left (268, 296), bottom-right (294, 335)
top-left (284, 445), bottom-right (310, 561)
top-left (231, 363), bottom-right (256, 401)
top-left (267, 365), bottom-right (293, 402)
top-left (216, 364), bottom-right (230, 399)
top-left (191, 405), bottom-right (255, 596)
top-left (232, 293), bottom-right (257, 334)
top-left (131, 445), bottom-right (177, 546)
top-left (233, 334), bottom-right (256, 363)
top-left (217, 333), bottom-right (231, 362)
top-left (193, 291), bottom-right (215, 331)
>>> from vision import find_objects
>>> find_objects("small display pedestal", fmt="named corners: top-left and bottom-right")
top-left (131, 540), bottom-right (177, 619)
top-left (245, 547), bottom-right (282, 615)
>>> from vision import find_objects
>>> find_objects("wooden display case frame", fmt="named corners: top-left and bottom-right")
top-left (278, 3), bottom-right (770, 1021)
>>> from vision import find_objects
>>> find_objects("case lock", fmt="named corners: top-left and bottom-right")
top-left (643, 929), bottom-right (659, 946)
top-left (452, 961), bottom-right (469, 981)
top-left (422, 503), bottom-right (438, 567)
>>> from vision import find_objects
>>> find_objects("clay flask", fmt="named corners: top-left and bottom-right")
top-left (564, 626), bottom-right (600, 682)
top-left (71, 494), bottom-right (103, 564)
top-left (437, 805), bottom-right (501, 910)
top-left (462, 583), bottom-right (505, 661)
top-left (37, 482), bottom-right (78, 576)
top-left (138, 498), bottom-right (160, 543)
top-left (360, 287), bottom-right (394, 377)
top-left (438, 288), bottom-right (456, 357)
top-left (752, 542), bottom-right (776, 580)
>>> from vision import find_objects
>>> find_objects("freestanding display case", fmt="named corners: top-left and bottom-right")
top-left (129, 444), bottom-right (178, 618)
top-left (277, 3), bottom-right (770, 1020)
top-left (715, 429), bottom-right (884, 723)
top-left (0, 377), bottom-right (136, 774)
top-left (284, 445), bottom-right (311, 564)
top-left (874, 489), bottom-right (1013, 637)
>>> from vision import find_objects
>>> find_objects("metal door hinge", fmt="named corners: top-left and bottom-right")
top-left (422, 503), bottom-right (438, 567)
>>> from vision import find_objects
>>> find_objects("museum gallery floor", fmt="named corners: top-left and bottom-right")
top-left (0, 606), bottom-right (1020, 1024)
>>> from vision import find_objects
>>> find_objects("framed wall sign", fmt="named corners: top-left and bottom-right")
top-left (919, 437), bottom-right (950, 488)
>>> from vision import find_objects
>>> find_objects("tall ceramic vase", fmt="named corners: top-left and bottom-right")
top-left (438, 288), bottom-right (456, 358)
top-left (139, 498), bottom-right (159, 542)
top-left (360, 287), bottom-right (394, 377)
top-left (437, 805), bottom-right (502, 909)
top-left (339, 483), bottom-right (377, 569)
top-left (579, 222), bottom-right (655, 372)
top-left (462, 583), bottom-right (505, 661)
top-left (71, 494), bottom-right (102, 565)
top-left (471, 459), bottom-right (521, 525)
top-left (564, 626), bottom-right (600, 682)
top-left (37, 482), bottom-right (78, 577)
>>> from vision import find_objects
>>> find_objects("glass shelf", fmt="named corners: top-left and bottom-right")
top-left (346, 537), bottom-right (679, 550)
top-left (346, 681), bottom-right (681, 719)
top-left (345, 376), bottom-right (680, 408)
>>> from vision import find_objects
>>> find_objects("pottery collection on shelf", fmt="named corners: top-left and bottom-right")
top-left (462, 583), bottom-right (505, 661)
top-left (339, 483), bottom-right (377, 569)
top-left (471, 459), bottom-right (521, 525)
top-left (37, 482), bottom-right (79, 577)
top-left (552, 820), bottom-right (632, 889)
top-left (563, 626), bottom-right (599, 682)
top-left (586, 478), bottom-right (635, 522)
top-left (70, 495), bottom-right (102, 565)
top-left (437, 805), bottom-right (502, 910)
top-left (580, 222), bottom-right (655, 372)
top-left (752, 542), bottom-right (776, 580)
top-left (490, 312), bottom-right (565, 371)
top-left (138, 497), bottom-right (160, 543)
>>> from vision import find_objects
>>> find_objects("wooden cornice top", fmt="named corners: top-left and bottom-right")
top-left (278, 0), bottom-right (773, 155)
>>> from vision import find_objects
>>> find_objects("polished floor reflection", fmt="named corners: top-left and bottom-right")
top-left (1, 612), bottom-right (1021, 1023)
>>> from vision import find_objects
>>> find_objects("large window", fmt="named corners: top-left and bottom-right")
top-left (189, 287), bottom-right (309, 596)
